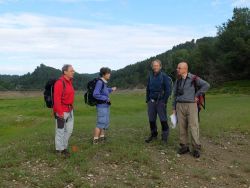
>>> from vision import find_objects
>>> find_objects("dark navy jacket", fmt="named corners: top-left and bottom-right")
top-left (146, 71), bottom-right (171, 104)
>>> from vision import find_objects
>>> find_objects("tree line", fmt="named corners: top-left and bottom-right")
top-left (109, 8), bottom-right (250, 88)
top-left (0, 8), bottom-right (249, 91)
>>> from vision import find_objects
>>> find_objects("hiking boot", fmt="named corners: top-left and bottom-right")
top-left (145, 135), bottom-right (157, 143)
top-left (62, 149), bottom-right (71, 158)
top-left (93, 139), bottom-right (99, 145)
top-left (99, 137), bottom-right (107, 144)
top-left (177, 146), bottom-right (190, 155)
top-left (193, 150), bottom-right (201, 158)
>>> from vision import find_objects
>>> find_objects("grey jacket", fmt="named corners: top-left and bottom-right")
top-left (172, 73), bottom-right (210, 110)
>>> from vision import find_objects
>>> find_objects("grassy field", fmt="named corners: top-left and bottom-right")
top-left (0, 90), bottom-right (250, 188)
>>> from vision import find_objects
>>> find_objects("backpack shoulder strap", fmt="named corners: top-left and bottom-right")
top-left (191, 75), bottom-right (199, 92)
top-left (168, 75), bottom-right (173, 92)
top-left (161, 72), bottom-right (167, 93)
top-left (149, 72), bottom-right (153, 83)
top-left (161, 72), bottom-right (172, 91)
top-left (192, 74), bottom-right (198, 82)
top-left (160, 72), bottom-right (164, 86)
top-left (163, 73), bottom-right (173, 99)
top-left (59, 79), bottom-right (66, 98)
top-left (98, 78), bottom-right (105, 91)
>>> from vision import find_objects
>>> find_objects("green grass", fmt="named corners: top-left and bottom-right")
top-left (0, 91), bottom-right (250, 187)
top-left (209, 80), bottom-right (250, 95)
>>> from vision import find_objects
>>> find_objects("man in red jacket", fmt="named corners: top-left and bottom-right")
top-left (53, 64), bottom-right (75, 158)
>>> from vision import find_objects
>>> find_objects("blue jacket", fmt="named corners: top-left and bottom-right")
top-left (146, 71), bottom-right (171, 104)
top-left (93, 79), bottom-right (113, 108)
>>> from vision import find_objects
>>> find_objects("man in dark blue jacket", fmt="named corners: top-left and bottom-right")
top-left (145, 59), bottom-right (171, 144)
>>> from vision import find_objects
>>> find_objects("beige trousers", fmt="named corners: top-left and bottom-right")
top-left (176, 102), bottom-right (201, 150)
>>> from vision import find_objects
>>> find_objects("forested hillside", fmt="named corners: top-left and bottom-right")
top-left (109, 8), bottom-right (250, 88)
top-left (0, 64), bottom-right (95, 90)
top-left (0, 8), bottom-right (249, 90)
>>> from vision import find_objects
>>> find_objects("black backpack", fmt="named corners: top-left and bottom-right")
top-left (84, 78), bottom-right (104, 106)
top-left (44, 79), bottom-right (66, 108)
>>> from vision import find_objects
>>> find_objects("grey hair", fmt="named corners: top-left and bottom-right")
top-left (62, 64), bottom-right (72, 74)
top-left (151, 59), bottom-right (162, 68)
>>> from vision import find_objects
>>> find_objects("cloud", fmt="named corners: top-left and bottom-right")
top-left (53, 0), bottom-right (109, 3)
top-left (232, 0), bottom-right (250, 7)
top-left (0, 0), bottom-right (109, 4)
top-left (212, 0), bottom-right (250, 7)
top-left (0, 13), bottom-right (216, 75)
top-left (0, 0), bottom-right (17, 4)
top-left (211, 0), bottom-right (223, 7)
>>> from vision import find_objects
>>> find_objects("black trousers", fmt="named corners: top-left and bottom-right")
top-left (147, 100), bottom-right (169, 136)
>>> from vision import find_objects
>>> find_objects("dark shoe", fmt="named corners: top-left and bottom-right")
top-left (93, 139), bottom-right (99, 145)
top-left (99, 137), bottom-right (106, 144)
top-left (62, 149), bottom-right (70, 158)
top-left (193, 150), bottom-right (200, 158)
top-left (56, 150), bottom-right (63, 156)
top-left (177, 146), bottom-right (190, 155)
top-left (145, 135), bottom-right (157, 143)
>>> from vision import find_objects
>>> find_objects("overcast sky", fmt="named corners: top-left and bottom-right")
top-left (0, 0), bottom-right (249, 75)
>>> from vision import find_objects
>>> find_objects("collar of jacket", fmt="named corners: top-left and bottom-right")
top-left (181, 72), bottom-right (192, 79)
top-left (152, 71), bottom-right (162, 77)
top-left (101, 77), bottom-right (108, 83)
top-left (187, 73), bottom-right (193, 79)
top-left (61, 75), bottom-right (73, 83)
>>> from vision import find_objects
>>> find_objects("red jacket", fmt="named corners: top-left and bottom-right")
top-left (53, 75), bottom-right (75, 117)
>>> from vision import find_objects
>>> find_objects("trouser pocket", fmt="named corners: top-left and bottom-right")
top-left (57, 118), bottom-right (65, 129)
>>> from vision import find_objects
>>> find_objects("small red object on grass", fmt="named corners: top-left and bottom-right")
top-left (72, 145), bottom-right (79, 153)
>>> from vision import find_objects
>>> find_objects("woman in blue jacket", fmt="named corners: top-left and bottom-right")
top-left (93, 67), bottom-right (117, 144)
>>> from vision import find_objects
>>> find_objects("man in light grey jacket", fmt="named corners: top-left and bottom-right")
top-left (172, 62), bottom-right (210, 158)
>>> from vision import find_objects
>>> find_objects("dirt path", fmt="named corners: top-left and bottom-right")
top-left (163, 133), bottom-right (250, 188)
top-left (83, 133), bottom-right (250, 188)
